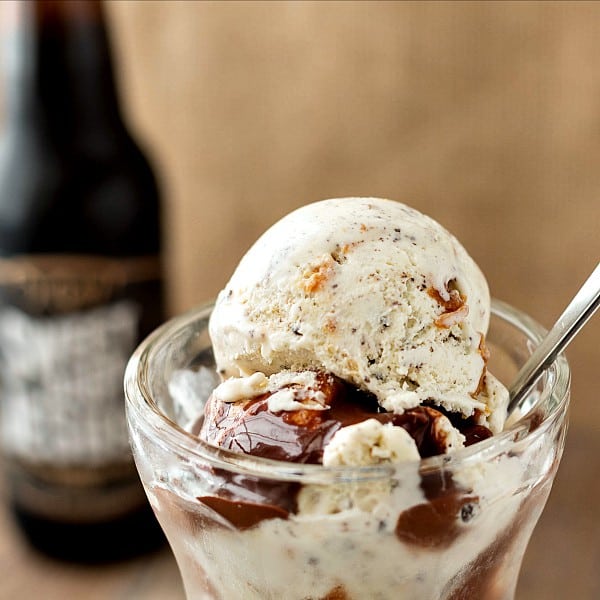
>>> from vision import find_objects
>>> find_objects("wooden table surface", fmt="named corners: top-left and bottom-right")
top-left (0, 422), bottom-right (597, 600)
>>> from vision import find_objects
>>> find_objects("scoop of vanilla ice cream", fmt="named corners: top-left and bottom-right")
top-left (209, 198), bottom-right (508, 432)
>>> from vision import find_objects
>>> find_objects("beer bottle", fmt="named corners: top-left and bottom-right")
top-left (0, 0), bottom-right (165, 561)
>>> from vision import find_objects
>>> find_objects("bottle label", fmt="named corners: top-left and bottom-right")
top-left (0, 254), bottom-right (162, 508)
top-left (0, 301), bottom-right (139, 465)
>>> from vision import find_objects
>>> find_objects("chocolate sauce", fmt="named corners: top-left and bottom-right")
top-left (388, 406), bottom-right (459, 458)
top-left (197, 496), bottom-right (289, 531)
top-left (200, 375), bottom-right (492, 465)
top-left (199, 374), bottom-right (382, 464)
top-left (396, 493), bottom-right (480, 549)
top-left (396, 468), bottom-right (480, 548)
top-left (196, 371), bottom-right (493, 533)
top-left (430, 404), bottom-right (494, 447)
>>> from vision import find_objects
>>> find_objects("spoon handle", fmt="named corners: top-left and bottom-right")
top-left (507, 261), bottom-right (600, 415)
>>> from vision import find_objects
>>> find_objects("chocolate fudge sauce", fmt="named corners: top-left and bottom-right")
top-left (195, 372), bottom-right (493, 534)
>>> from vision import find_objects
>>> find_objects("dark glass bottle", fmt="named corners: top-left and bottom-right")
top-left (0, 0), bottom-right (165, 562)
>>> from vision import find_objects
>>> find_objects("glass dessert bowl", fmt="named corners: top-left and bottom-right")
top-left (124, 300), bottom-right (569, 600)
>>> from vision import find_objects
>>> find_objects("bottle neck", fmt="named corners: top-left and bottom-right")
top-left (2, 0), bottom-right (125, 139)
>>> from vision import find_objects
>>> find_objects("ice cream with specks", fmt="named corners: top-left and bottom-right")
top-left (206, 197), bottom-right (508, 455)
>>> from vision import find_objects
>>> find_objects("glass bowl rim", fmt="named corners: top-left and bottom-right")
top-left (124, 298), bottom-right (570, 482)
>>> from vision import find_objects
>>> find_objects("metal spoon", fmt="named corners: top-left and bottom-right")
top-left (507, 261), bottom-right (600, 418)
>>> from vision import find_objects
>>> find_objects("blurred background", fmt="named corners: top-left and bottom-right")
top-left (0, 1), bottom-right (598, 598)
